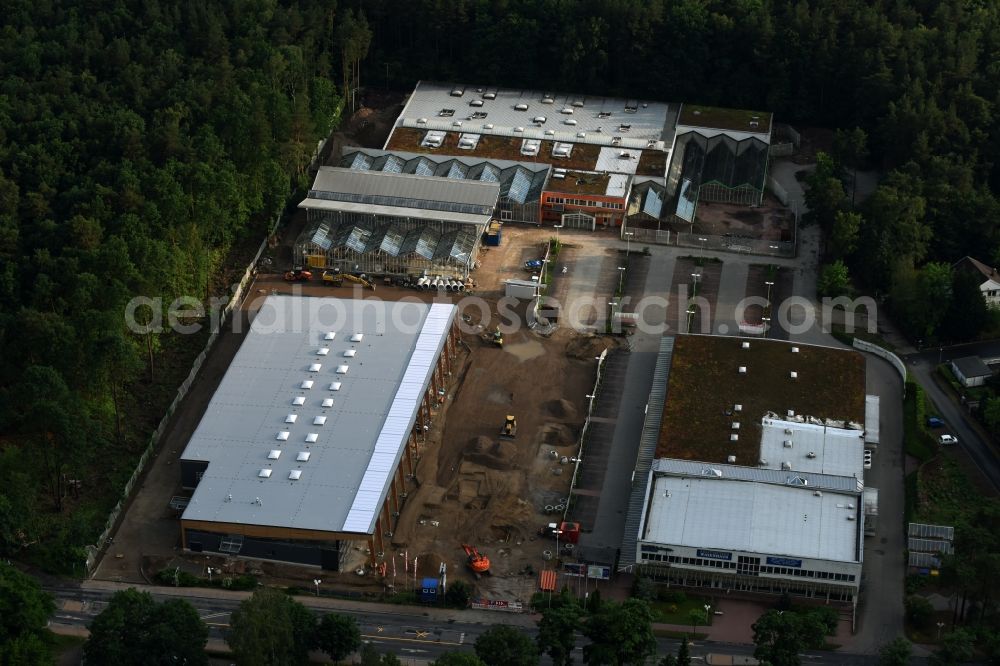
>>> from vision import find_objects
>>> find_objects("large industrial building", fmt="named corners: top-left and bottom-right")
top-left (295, 166), bottom-right (500, 279)
top-left (383, 81), bottom-right (772, 228)
top-left (178, 295), bottom-right (459, 570)
top-left (623, 335), bottom-right (876, 605)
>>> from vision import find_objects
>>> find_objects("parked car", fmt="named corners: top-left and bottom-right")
top-left (927, 416), bottom-right (945, 428)
top-left (524, 259), bottom-right (544, 271)
top-left (939, 434), bottom-right (958, 445)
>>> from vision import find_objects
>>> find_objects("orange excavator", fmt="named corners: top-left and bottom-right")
top-left (462, 544), bottom-right (491, 578)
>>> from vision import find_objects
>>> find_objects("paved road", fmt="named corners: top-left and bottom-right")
top-left (48, 582), bottom-right (907, 665)
top-left (845, 356), bottom-right (906, 654)
top-left (906, 356), bottom-right (1000, 493)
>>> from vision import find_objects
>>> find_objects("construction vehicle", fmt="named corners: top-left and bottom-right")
top-left (320, 272), bottom-right (375, 290)
top-left (492, 327), bottom-right (504, 347)
top-left (462, 544), bottom-right (491, 577)
top-left (283, 267), bottom-right (313, 282)
top-left (500, 415), bottom-right (517, 439)
top-left (321, 270), bottom-right (344, 287)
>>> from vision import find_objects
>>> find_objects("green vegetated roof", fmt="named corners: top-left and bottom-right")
top-left (678, 105), bottom-right (772, 133)
top-left (658, 335), bottom-right (865, 464)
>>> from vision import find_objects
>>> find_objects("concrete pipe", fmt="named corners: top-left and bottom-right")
top-left (456, 282), bottom-right (465, 292)
top-left (544, 505), bottom-right (555, 513)
top-left (554, 504), bottom-right (565, 512)
top-left (417, 277), bottom-right (429, 290)
top-left (542, 550), bottom-right (553, 560)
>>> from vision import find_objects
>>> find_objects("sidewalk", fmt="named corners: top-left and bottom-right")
top-left (80, 579), bottom-right (539, 627)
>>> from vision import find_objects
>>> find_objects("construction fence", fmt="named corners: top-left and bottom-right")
top-left (85, 214), bottom-right (282, 575)
top-left (564, 348), bottom-right (609, 523)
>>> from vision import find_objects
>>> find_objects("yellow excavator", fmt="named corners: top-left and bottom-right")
top-left (500, 415), bottom-right (517, 439)
top-left (492, 327), bottom-right (504, 347)
top-left (322, 271), bottom-right (375, 290)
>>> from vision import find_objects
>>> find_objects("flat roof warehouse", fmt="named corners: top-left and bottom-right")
top-left (180, 296), bottom-right (456, 536)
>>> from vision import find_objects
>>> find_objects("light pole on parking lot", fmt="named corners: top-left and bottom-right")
top-left (617, 266), bottom-right (626, 296)
top-left (624, 231), bottom-right (634, 256)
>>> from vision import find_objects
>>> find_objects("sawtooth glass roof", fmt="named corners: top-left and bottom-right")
top-left (180, 296), bottom-right (456, 535)
top-left (340, 149), bottom-right (548, 206)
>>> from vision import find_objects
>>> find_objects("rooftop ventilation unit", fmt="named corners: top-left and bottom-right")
top-left (738, 366), bottom-right (747, 374)
top-left (577, 131), bottom-right (587, 138)
top-left (759, 459), bottom-right (768, 466)
top-left (268, 450), bottom-right (281, 460)
top-left (727, 455), bottom-right (737, 463)
top-left (847, 515), bottom-right (856, 521)
top-left (322, 398), bottom-right (334, 408)
top-left (292, 396), bottom-right (306, 406)
top-left (336, 365), bottom-right (349, 374)
top-left (258, 469), bottom-right (272, 478)
top-left (783, 440), bottom-right (793, 448)
top-left (439, 108), bottom-right (455, 117)
top-left (790, 371), bottom-right (798, 379)
top-left (787, 410), bottom-right (795, 417)
top-left (313, 415), bottom-right (327, 425)
top-left (784, 428), bottom-right (793, 434)
top-left (806, 452), bottom-right (817, 459)
top-left (598, 111), bottom-right (612, 119)
top-left (791, 346), bottom-right (800, 353)
top-left (514, 126), bottom-right (525, 133)
top-left (305, 433), bottom-right (318, 443)
top-left (564, 119), bottom-right (577, 126)
top-left (309, 363), bottom-right (322, 372)
top-left (514, 103), bottom-right (529, 111)
top-left (324, 332), bottom-right (336, 340)
top-left (317, 348), bottom-right (329, 356)
top-left (450, 87), bottom-right (464, 97)
top-left (300, 380), bottom-right (313, 389)
top-left (847, 503), bottom-right (855, 509)
top-left (732, 422), bottom-right (740, 430)
top-left (276, 431), bottom-right (290, 441)
top-left (545, 130), bottom-right (555, 136)
top-left (469, 99), bottom-right (484, 107)
top-left (541, 94), bottom-right (554, 104)
top-left (814, 490), bottom-right (823, 497)
top-left (416, 118), bottom-right (428, 124)
top-left (734, 404), bottom-right (743, 412)
top-left (780, 461), bottom-right (792, 470)
top-left (552, 173), bottom-right (565, 179)
top-left (329, 382), bottom-right (342, 391)
top-left (483, 91), bottom-right (497, 100)
top-left (297, 452), bottom-right (311, 462)
top-left (484, 123), bottom-right (494, 129)
top-left (560, 107), bottom-right (574, 114)
top-left (730, 434), bottom-right (739, 441)
top-left (289, 470), bottom-right (302, 480)
top-left (742, 341), bottom-right (750, 349)
top-left (702, 468), bottom-right (723, 477)
top-left (533, 116), bottom-right (546, 124)
top-left (285, 415), bottom-right (297, 423)
top-left (452, 121), bottom-right (462, 128)
top-left (344, 349), bottom-right (357, 357)
top-left (573, 99), bottom-right (585, 107)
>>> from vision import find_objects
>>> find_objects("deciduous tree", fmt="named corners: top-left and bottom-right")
top-left (474, 625), bottom-right (538, 666)
top-left (316, 612), bottom-right (360, 663)
top-left (582, 599), bottom-right (656, 666)
top-left (227, 587), bottom-right (315, 666)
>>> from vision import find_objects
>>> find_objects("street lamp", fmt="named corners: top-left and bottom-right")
top-left (698, 237), bottom-right (708, 254)
top-left (624, 231), bottom-right (634, 256)
top-left (608, 301), bottom-right (618, 334)
top-left (206, 567), bottom-right (213, 583)
top-left (761, 316), bottom-right (771, 337)
top-left (617, 266), bottom-right (626, 295)
top-left (937, 621), bottom-right (945, 640)
top-left (686, 308), bottom-right (696, 334)
top-left (313, 578), bottom-right (322, 596)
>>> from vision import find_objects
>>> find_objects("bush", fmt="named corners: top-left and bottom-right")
top-left (631, 575), bottom-right (656, 600)
top-left (154, 568), bottom-right (201, 587)
top-left (905, 595), bottom-right (935, 630)
top-left (805, 606), bottom-right (839, 635)
top-left (657, 590), bottom-right (687, 604)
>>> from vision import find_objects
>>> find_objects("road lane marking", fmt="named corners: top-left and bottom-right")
top-left (361, 634), bottom-right (461, 646)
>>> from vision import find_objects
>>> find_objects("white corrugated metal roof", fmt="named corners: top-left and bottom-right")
top-left (297, 196), bottom-right (492, 226)
top-left (642, 473), bottom-right (860, 563)
top-left (865, 395), bottom-right (880, 444)
top-left (180, 296), bottom-right (456, 536)
top-left (759, 418), bottom-right (865, 478)
top-left (341, 302), bottom-right (454, 533)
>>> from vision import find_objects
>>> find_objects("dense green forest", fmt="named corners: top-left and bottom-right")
top-left (2, 0), bottom-right (1000, 570)
top-left (0, 0), bottom-right (349, 570)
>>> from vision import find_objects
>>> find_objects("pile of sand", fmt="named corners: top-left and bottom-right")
top-left (547, 398), bottom-right (577, 419)
top-left (565, 334), bottom-right (612, 360)
top-left (540, 423), bottom-right (575, 446)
